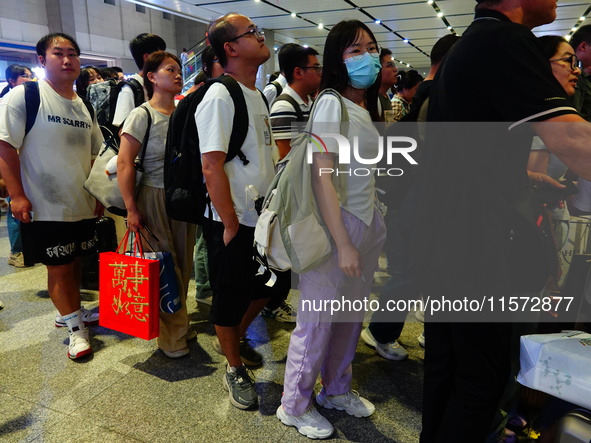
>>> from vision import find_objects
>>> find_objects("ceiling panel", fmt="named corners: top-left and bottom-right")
top-left (131, 0), bottom-right (587, 69)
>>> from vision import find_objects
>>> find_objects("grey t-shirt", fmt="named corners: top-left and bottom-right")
top-left (121, 102), bottom-right (169, 189)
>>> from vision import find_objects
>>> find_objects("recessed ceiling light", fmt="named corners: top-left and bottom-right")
top-left (303, 44), bottom-right (309, 48)
top-left (318, 23), bottom-right (323, 29)
top-left (375, 19), bottom-right (381, 25)
top-left (581, 16), bottom-right (586, 21)
top-left (428, 0), bottom-right (433, 4)
top-left (447, 26), bottom-right (452, 30)
top-left (406, 63), bottom-right (410, 67)
top-left (291, 12), bottom-right (296, 18)
top-left (403, 39), bottom-right (409, 43)
top-left (565, 35), bottom-right (572, 41)
top-left (437, 12), bottom-right (443, 18)
top-left (572, 27), bottom-right (578, 31)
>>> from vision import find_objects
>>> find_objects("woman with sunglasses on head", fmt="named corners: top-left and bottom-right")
top-left (276, 20), bottom-right (387, 439)
top-left (118, 52), bottom-right (196, 359)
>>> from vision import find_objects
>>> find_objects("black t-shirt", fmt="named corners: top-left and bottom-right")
top-left (412, 9), bottom-right (578, 286)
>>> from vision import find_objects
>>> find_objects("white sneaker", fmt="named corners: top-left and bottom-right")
top-left (360, 327), bottom-right (408, 361)
top-left (261, 300), bottom-right (296, 323)
top-left (55, 307), bottom-right (99, 328)
top-left (276, 405), bottom-right (334, 439)
top-left (8, 252), bottom-right (27, 268)
top-left (316, 389), bottom-right (375, 418)
top-left (68, 327), bottom-right (93, 360)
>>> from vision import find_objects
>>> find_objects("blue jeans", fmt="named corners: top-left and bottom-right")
top-left (6, 197), bottom-right (22, 254)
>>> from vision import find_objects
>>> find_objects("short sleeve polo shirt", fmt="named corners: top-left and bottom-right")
top-left (412, 9), bottom-right (578, 285)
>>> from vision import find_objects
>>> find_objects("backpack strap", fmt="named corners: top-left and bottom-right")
top-left (80, 96), bottom-right (95, 122)
top-left (126, 77), bottom-right (145, 107)
top-left (272, 80), bottom-right (283, 96)
top-left (275, 93), bottom-right (305, 122)
top-left (259, 90), bottom-right (270, 112)
top-left (135, 104), bottom-right (152, 171)
top-left (24, 82), bottom-right (95, 137)
top-left (24, 81), bottom-right (41, 137)
top-left (217, 75), bottom-right (250, 166)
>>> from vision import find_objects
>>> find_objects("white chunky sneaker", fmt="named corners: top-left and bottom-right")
top-left (276, 405), bottom-right (334, 439)
top-left (56, 307), bottom-right (99, 328)
top-left (360, 327), bottom-right (408, 361)
top-left (316, 389), bottom-right (375, 418)
top-left (68, 327), bottom-right (93, 360)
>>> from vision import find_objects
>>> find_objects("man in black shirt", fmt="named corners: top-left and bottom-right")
top-left (414, 0), bottom-right (591, 441)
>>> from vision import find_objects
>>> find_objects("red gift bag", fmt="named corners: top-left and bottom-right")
top-left (99, 230), bottom-right (160, 340)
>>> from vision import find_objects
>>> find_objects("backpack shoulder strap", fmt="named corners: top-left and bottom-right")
top-left (275, 93), bottom-right (304, 122)
top-left (217, 75), bottom-right (250, 166)
top-left (259, 89), bottom-right (269, 112)
top-left (136, 104), bottom-right (152, 169)
top-left (24, 81), bottom-right (41, 137)
top-left (126, 77), bottom-right (145, 107)
top-left (272, 80), bottom-right (282, 96)
top-left (80, 96), bottom-right (95, 122)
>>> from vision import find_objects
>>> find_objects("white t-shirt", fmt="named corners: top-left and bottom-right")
top-left (196, 81), bottom-right (275, 227)
top-left (269, 84), bottom-right (311, 141)
top-left (310, 93), bottom-right (379, 226)
top-left (263, 74), bottom-right (287, 106)
top-left (113, 74), bottom-right (146, 127)
top-left (0, 80), bottom-right (103, 221)
top-left (121, 102), bottom-right (169, 189)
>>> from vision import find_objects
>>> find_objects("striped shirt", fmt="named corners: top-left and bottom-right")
top-left (269, 85), bottom-right (312, 140)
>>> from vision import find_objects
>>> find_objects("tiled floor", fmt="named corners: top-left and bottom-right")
top-left (0, 216), bottom-right (424, 442)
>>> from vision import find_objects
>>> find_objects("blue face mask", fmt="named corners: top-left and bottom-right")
top-left (344, 52), bottom-right (381, 89)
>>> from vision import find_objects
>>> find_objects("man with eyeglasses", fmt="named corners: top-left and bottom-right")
top-left (269, 44), bottom-right (321, 160)
top-left (412, 0), bottom-right (591, 442)
top-left (196, 13), bottom-right (278, 411)
top-left (377, 48), bottom-right (398, 118)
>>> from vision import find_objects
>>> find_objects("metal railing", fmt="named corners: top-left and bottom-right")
top-left (182, 37), bottom-right (208, 92)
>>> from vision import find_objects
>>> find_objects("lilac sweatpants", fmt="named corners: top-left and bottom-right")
top-left (281, 208), bottom-right (386, 416)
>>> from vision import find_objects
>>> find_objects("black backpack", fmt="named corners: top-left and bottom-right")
top-left (87, 77), bottom-right (144, 144)
top-left (24, 81), bottom-right (95, 136)
top-left (164, 75), bottom-right (257, 225)
top-left (269, 80), bottom-right (283, 98)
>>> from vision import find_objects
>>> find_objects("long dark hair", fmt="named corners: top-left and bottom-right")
top-left (320, 20), bottom-right (381, 121)
top-left (538, 35), bottom-right (569, 60)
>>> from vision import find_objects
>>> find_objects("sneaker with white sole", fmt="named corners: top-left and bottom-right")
top-left (261, 300), bottom-right (296, 323)
top-left (276, 405), bottom-right (334, 439)
top-left (55, 307), bottom-right (99, 328)
top-left (316, 389), bottom-right (375, 418)
top-left (68, 327), bottom-right (93, 360)
top-left (223, 365), bottom-right (258, 410)
top-left (360, 327), bottom-right (408, 361)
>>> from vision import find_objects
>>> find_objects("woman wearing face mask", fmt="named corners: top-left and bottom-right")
top-left (276, 20), bottom-right (386, 439)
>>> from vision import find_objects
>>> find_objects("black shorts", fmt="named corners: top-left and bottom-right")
top-left (21, 218), bottom-right (97, 266)
top-left (203, 220), bottom-right (289, 327)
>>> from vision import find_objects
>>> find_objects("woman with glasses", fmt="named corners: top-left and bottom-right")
top-left (277, 20), bottom-right (386, 439)
top-left (526, 35), bottom-right (581, 280)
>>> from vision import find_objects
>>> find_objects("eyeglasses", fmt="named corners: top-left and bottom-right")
top-left (298, 64), bottom-right (323, 72)
top-left (382, 62), bottom-right (397, 69)
top-left (19, 74), bottom-right (32, 79)
top-left (550, 54), bottom-right (582, 71)
top-left (345, 44), bottom-right (381, 61)
top-left (227, 26), bottom-right (265, 43)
